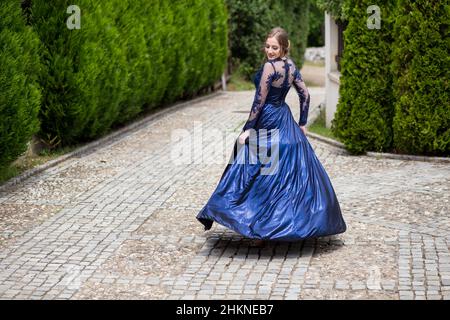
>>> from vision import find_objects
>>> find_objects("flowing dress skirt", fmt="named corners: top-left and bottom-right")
top-left (197, 102), bottom-right (346, 241)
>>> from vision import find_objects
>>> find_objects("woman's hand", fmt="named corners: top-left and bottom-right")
top-left (238, 130), bottom-right (251, 144)
top-left (299, 125), bottom-right (307, 135)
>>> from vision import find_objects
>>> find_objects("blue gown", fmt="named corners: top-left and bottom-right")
top-left (197, 56), bottom-right (346, 241)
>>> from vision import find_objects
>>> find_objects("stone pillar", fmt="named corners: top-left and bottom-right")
top-left (324, 12), bottom-right (341, 129)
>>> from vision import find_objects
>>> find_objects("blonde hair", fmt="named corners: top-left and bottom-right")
top-left (262, 27), bottom-right (290, 63)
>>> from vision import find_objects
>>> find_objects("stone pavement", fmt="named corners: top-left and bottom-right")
top-left (0, 89), bottom-right (449, 300)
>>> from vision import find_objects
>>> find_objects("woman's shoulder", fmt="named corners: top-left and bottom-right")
top-left (285, 56), bottom-right (297, 66)
top-left (266, 56), bottom-right (297, 67)
top-left (257, 56), bottom-right (296, 72)
top-left (261, 60), bottom-right (277, 71)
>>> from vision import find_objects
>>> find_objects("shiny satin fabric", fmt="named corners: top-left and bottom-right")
top-left (197, 61), bottom-right (346, 241)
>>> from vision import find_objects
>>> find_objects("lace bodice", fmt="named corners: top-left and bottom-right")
top-left (242, 57), bottom-right (310, 131)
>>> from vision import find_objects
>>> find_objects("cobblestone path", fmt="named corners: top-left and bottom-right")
top-left (0, 89), bottom-right (449, 300)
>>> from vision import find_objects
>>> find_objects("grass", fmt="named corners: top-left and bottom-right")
top-left (227, 69), bottom-right (254, 91)
top-left (303, 60), bottom-right (325, 68)
top-left (308, 107), bottom-right (339, 141)
top-left (0, 144), bottom-right (79, 185)
top-left (304, 80), bottom-right (321, 87)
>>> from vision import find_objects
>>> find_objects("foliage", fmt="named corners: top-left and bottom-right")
top-left (331, 0), bottom-right (395, 154)
top-left (0, 0), bottom-right (41, 170)
top-left (391, 0), bottom-right (450, 155)
top-left (226, 0), bottom-right (310, 79)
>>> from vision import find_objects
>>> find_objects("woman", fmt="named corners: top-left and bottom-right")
top-left (197, 27), bottom-right (346, 246)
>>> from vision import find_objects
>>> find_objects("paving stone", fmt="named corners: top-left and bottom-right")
top-left (0, 90), bottom-right (449, 300)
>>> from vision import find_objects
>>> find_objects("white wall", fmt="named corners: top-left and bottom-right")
top-left (324, 12), bottom-right (341, 129)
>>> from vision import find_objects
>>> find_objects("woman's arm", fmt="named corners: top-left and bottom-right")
top-left (242, 61), bottom-right (274, 132)
top-left (292, 64), bottom-right (310, 127)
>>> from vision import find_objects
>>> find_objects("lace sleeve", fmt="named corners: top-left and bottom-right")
top-left (242, 62), bottom-right (275, 131)
top-left (293, 65), bottom-right (310, 126)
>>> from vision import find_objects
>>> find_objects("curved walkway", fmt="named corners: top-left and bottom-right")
top-left (0, 90), bottom-right (449, 300)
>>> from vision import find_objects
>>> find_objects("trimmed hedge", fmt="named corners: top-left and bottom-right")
top-left (331, 0), bottom-right (396, 154)
top-left (31, 0), bottom-right (227, 147)
top-left (0, 0), bottom-right (41, 170)
top-left (30, 1), bottom-right (127, 145)
top-left (308, 1), bottom-right (325, 47)
top-left (315, 0), bottom-right (345, 21)
top-left (391, 0), bottom-right (450, 155)
top-left (226, 0), bottom-right (310, 79)
top-left (331, 0), bottom-right (449, 156)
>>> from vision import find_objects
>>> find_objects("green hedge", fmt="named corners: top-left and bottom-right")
top-left (331, 0), bottom-right (449, 156)
top-left (226, 0), bottom-right (310, 79)
top-left (315, 0), bottom-right (346, 21)
top-left (30, 1), bottom-right (127, 145)
top-left (391, 0), bottom-right (450, 155)
top-left (0, 0), bottom-right (41, 170)
top-left (31, 0), bottom-right (227, 147)
top-left (308, 1), bottom-right (325, 47)
top-left (331, 0), bottom-right (396, 154)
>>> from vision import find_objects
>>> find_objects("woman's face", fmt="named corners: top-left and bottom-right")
top-left (265, 37), bottom-right (282, 60)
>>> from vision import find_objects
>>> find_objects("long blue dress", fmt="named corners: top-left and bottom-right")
top-left (197, 56), bottom-right (346, 241)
